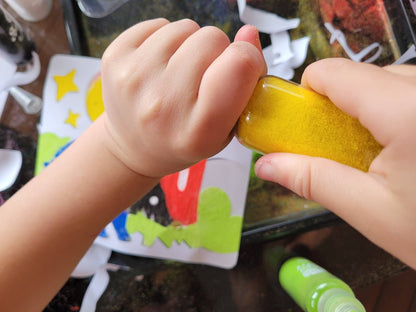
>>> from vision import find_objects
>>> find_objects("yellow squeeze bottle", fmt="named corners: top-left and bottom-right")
top-left (236, 76), bottom-right (383, 172)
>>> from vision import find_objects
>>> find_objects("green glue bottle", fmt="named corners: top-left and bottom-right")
top-left (279, 257), bottom-right (366, 312)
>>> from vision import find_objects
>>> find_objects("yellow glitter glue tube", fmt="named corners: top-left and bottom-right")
top-left (236, 76), bottom-right (383, 172)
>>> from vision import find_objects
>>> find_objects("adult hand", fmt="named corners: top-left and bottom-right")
top-left (255, 58), bottom-right (416, 269)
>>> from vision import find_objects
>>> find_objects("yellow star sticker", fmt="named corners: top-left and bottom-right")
top-left (65, 110), bottom-right (80, 128)
top-left (54, 69), bottom-right (79, 101)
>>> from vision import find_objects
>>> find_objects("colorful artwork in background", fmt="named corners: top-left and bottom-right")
top-left (35, 54), bottom-right (252, 269)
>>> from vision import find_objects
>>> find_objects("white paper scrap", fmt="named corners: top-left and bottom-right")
top-left (236, 0), bottom-right (310, 80)
top-left (0, 149), bottom-right (22, 192)
top-left (236, 0), bottom-right (300, 33)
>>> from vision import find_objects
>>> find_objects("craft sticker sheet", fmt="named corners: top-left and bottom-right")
top-left (36, 54), bottom-right (252, 268)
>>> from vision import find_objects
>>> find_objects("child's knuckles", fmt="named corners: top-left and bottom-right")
top-left (228, 42), bottom-right (265, 76)
top-left (101, 44), bottom-right (123, 71)
top-left (136, 91), bottom-right (175, 130)
top-left (199, 25), bottom-right (230, 46)
top-left (176, 18), bottom-right (200, 32)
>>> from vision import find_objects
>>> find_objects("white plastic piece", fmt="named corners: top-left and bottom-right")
top-left (4, 0), bottom-right (52, 22)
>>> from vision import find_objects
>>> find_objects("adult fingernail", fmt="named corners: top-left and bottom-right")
top-left (255, 158), bottom-right (275, 181)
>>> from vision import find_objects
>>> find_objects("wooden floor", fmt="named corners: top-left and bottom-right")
top-left (355, 268), bottom-right (416, 311)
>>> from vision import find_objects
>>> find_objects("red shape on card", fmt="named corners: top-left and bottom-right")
top-left (160, 159), bottom-right (207, 225)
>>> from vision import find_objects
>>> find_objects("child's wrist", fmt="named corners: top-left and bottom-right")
top-left (72, 115), bottom-right (160, 216)
top-left (98, 113), bottom-right (163, 181)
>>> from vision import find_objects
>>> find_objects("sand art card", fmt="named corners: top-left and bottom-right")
top-left (36, 54), bottom-right (252, 268)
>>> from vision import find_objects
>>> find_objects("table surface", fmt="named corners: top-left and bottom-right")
top-left (0, 1), bottom-right (411, 311)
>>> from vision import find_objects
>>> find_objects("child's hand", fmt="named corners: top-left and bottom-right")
top-left (100, 18), bottom-right (266, 178)
top-left (254, 58), bottom-right (416, 269)
top-left (0, 19), bottom-right (266, 311)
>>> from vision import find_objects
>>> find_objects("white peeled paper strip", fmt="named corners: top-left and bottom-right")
top-left (71, 244), bottom-right (112, 278)
top-left (73, 245), bottom-right (112, 312)
top-left (236, 0), bottom-right (310, 80)
top-left (79, 265), bottom-right (110, 312)
top-left (236, 0), bottom-right (299, 34)
top-left (0, 149), bottom-right (22, 192)
top-left (393, 44), bottom-right (416, 64)
top-left (263, 36), bottom-right (310, 79)
top-left (270, 31), bottom-right (294, 65)
top-left (0, 91), bottom-right (8, 118)
top-left (285, 36), bottom-right (310, 69)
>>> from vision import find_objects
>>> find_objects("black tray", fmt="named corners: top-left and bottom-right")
top-left (59, 0), bottom-right (415, 245)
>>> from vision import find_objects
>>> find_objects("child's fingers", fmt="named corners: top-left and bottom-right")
top-left (135, 19), bottom-right (200, 66)
top-left (190, 40), bottom-right (265, 155)
top-left (105, 18), bottom-right (169, 56)
top-left (165, 26), bottom-right (230, 100)
top-left (104, 19), bottom-right (202, 106)
top-left (234, 24), bottom-right (263, 54)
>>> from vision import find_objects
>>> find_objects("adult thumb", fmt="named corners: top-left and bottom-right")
top-left (254, 153), bottom-right (389, 230)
